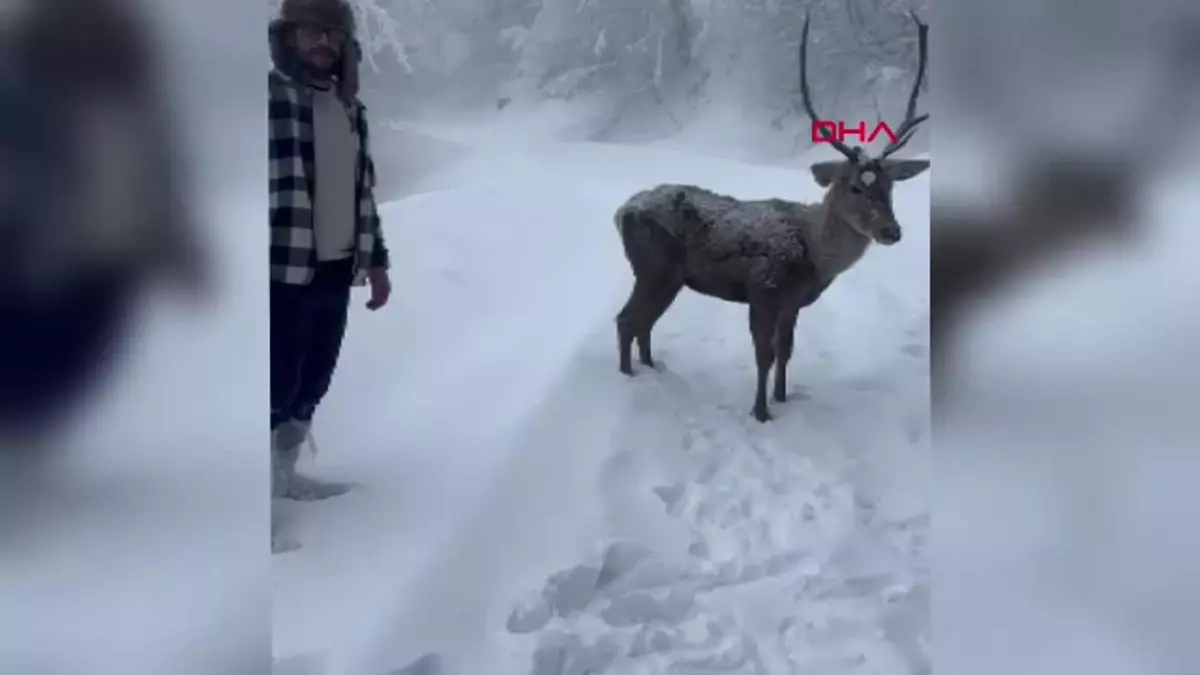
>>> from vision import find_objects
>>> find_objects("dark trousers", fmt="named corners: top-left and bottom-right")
top-left (270, 259), bottom-right (353, 431)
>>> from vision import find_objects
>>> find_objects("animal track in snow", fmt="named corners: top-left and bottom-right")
top-left (505, 295), bottom-right (928, 674)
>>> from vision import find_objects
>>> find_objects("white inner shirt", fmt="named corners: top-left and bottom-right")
top-left (310, 85), bottom-right (357, 261)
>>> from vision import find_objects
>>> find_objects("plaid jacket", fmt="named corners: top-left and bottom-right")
top-left (268, 69), bottom-right (389, 286)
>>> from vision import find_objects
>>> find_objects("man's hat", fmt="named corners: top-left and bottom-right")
top-left (277, 0), bottom-right (356, 37)
top-left (270, 0), bottom-right (362, 99)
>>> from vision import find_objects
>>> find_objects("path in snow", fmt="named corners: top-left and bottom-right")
top-left (271, 135), bottom-right (930, 675)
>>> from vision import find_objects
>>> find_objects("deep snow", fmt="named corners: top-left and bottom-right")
top-left (271, 129), bottom-right (931, 675)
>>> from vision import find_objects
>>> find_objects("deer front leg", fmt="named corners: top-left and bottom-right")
top-left (748, 302), bottom-right (778, 422)
top-left (773, 306), bottom-right (800, 402)
top-left (637, 273), bottom-right (684, 368)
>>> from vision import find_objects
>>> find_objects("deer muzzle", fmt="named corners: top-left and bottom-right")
top-left (878, 224), bottom-right (902, 245)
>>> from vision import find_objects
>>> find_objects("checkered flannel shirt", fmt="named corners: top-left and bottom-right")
top-left (269, 69), bottom-right (389, 286)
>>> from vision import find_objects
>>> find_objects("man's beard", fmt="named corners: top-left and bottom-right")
top-left (301, 50), bottom-right (338, 81)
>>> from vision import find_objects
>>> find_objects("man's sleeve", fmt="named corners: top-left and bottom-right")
top-left (359, 107), bottom-right (390, 270)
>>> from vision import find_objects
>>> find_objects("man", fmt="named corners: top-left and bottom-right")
top-left (268, 0), bottom-right (391, 503)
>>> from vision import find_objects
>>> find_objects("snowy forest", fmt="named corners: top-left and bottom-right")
top-left (275, 0), bottom-right (930, 153)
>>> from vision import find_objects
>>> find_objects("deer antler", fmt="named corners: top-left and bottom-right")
top-left (799, 12), bottom-right (861, 162)
top-left (878, 12), bottom-right (929, 160)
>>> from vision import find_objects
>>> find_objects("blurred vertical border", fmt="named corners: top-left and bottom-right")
top-left (934, 1), bottom-right (1200, 673)
top-left (0, 0), bottom-right (270, 672)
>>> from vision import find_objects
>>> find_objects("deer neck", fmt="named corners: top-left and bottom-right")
top-left (805, 199), bottom-right (872, 281)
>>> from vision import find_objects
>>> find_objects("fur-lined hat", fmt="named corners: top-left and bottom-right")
top-left (278, 0), bottom-right (355, 35)
top-left (269, 0), bottom-right (362, 101)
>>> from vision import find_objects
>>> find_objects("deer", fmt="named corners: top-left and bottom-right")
top-left (612, 12), bottom-right (929, 422)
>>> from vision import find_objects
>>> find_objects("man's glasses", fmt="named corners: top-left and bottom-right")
top-left (296, 23), bottom-right (347, 48)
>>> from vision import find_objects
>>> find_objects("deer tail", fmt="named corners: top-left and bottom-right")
top-left (616, 206), bottom-right (685, 272)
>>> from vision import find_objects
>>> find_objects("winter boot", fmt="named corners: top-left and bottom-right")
top-left (271, 516), bottom-right (301, 554)
top-left (271, 419), bottom-right (351, 501)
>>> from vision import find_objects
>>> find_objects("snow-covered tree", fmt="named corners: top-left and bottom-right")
top-left (513, 0), bottom-right (700, 104)
top-left (693, 0), bottom-right (929, 136)
top-left (267, 0), bottom-right (930, 147)
top-left (347, 0), bottom-right (418, 73)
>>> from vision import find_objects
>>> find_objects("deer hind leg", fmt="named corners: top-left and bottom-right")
top-left (616, 276), bottom-right (658, 375)
top-left (773, 306), bottom-right (800, 403)
top-left (748, 301), bottom-right (779, 422)
top-left (636, 272), bottom-right (684, 368)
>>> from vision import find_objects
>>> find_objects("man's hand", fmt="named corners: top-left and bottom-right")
top-left (366, 266), bottom-right (391, 311)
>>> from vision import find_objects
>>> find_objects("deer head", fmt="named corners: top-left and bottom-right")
top-left (801, 12), bottom-right (930, 246)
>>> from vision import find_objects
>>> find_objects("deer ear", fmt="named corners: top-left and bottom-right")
top-left (810, 161), bottom-right (840, 187)
top-left (883, 159), bottom-right (930, 182)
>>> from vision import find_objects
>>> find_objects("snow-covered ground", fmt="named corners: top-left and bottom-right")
top-left (271, 128), bottom-right (931, 675)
